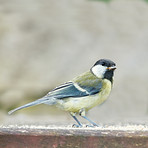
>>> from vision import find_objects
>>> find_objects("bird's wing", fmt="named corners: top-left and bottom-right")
top-left (47, 82), bottom-right (88, 99)
top-left (47, 76), bottom-right (102, 99)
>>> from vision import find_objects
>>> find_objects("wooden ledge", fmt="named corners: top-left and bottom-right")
top-left (0, 124), bottom-right (148, 148)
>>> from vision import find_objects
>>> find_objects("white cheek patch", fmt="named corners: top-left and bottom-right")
top-left (91, 65), bottom-right (107, 78)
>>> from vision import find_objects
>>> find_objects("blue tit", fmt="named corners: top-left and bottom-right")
top-left (8, 59), bottom-right (116, 127)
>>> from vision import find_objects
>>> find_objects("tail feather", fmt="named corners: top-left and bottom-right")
top-left (8, 97), bottom-right (54, 115)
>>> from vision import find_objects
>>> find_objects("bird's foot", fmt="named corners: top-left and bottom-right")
top-left (72, 124), bottom-right (83, 128)
top-left (86, 124), bottom-right (99, 128)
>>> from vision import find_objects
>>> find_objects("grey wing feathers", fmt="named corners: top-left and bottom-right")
top-left (47, 82), bottom-right (89, 99)
top-left (79, 82), bottom-right (102, 95)
top-left (48, 81), bottom-right (102, 98)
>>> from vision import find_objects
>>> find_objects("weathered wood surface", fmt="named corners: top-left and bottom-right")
top-left (0, 124), bottom-right (148, 148)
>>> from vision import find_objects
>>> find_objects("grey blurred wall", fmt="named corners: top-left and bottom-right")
top-left (1, 0), bottom-right (148, 124)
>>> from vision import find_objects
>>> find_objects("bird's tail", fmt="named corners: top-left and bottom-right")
top-left (8, 97), bottom-right (56, 115)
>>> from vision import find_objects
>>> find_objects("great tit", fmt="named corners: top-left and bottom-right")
top-left (8, 59), bottom-right (116, 127)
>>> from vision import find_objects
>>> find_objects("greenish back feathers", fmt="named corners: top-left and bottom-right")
top-left (73, 71), bottom-right (103, 95)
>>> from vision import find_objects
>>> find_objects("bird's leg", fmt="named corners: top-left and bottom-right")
top-left (70, 112), bottom-right (83, 127)
top-left (79, 109), bottom-right (98, 127)
top-left (81, 116), bottom-right (98, 127)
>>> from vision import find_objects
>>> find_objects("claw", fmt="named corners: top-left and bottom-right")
top-left (72, 124), bottom-right (82, 128)
top-left (86, 124), bottom-right (99, 128)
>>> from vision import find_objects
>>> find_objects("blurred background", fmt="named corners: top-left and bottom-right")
top-left (1, 0), bottom-right (148, 125)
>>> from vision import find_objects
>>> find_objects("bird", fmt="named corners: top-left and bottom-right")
top-left (8, 59), bottom-right (116, 127)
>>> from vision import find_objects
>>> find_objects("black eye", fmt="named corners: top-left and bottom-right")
top-left (101, 62), bottom-right (106, 66)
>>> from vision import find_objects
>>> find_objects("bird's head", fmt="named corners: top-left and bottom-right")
top-left (91, 59), bottom-right (116, 81)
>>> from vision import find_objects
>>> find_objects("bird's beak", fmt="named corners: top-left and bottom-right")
top-left (107, 66), bottom-right (116, 71)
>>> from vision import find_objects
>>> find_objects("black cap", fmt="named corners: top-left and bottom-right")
top-left (94, 59), bottom-right (116, 67)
